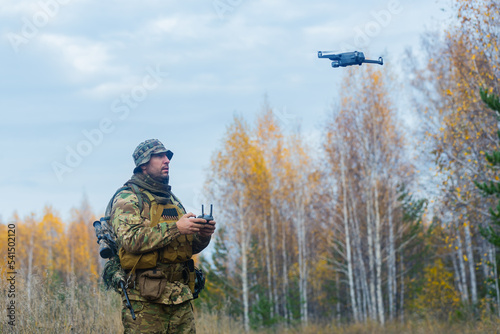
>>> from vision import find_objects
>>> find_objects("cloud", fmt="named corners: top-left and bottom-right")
top-left (0, 0), bottom-right (45, 16)
top-left (38, 33), bottom-right (123, 80)
top-left (142, 14), bottom-right (215, 41)
top-left (304, 23), bottom-right (348, 43)
top-left (79, 81), bottom-right (134, 99)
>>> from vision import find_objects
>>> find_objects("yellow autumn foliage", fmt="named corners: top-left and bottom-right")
top-left (410, 259), bottom-right (461, 318)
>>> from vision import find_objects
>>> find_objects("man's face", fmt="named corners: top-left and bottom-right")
top-left (142, 152), bottom-right (170, 181)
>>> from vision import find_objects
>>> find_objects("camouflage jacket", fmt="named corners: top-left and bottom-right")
top-left (110, 187), bottom-right (211, 304)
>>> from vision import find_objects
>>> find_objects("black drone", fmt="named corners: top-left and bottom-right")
top-left (318, 51), bottom-right (383, 68)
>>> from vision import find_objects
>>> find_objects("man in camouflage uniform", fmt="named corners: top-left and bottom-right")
top-left (110, 139), bottom-right (216, 334)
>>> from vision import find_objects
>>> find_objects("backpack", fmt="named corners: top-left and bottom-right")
top-left (93, 184), bottom-right (147, 259)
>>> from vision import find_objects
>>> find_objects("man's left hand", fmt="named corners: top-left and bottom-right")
top-left (197, 220), bottom-right (216, 238)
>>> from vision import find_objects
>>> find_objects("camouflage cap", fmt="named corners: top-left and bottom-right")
top-left (133, 139), bottom-right (173, 167)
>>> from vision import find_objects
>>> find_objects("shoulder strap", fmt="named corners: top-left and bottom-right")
top-left (129, 184), bottom-right (146, 214)
top-left (142, 189), bottom-right (156, 204)
top-left (104, 184), bottom-right (149, 221)
top-left (103, 186), bottom-right (129, 221)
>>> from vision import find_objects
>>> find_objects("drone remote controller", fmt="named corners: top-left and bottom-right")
top-left (197, 204), bottom-right (214, 225)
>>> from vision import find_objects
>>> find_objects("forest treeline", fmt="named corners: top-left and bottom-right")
top-left (1, 0), bottom-right (500, 332)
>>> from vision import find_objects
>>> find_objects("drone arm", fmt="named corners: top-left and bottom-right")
top-left (318, 51), bottom-right (340, 60)
top-left (362, 57), bottom-right (383, 65)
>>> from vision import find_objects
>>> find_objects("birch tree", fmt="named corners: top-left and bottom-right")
top-left (406, 0), bottom-right (500, 309)
top-left (324, 65), bottom-right (412, 323)
top-left (208, 116), bottom-right (264, 331)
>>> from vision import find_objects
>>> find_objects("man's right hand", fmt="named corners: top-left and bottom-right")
top-left (176, 213), bottom-right (209, 235)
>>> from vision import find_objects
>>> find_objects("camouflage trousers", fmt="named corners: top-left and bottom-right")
top-left (122, 300), bottom-right (195, 334)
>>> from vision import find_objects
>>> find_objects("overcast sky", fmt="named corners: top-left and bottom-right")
top-left (0, 0), bottom-right (450, 223)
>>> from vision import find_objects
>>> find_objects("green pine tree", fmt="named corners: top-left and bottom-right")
top-left (475, 87), bottom-right (500, 246)
top-left (195, 226), bottom-right (240, 315)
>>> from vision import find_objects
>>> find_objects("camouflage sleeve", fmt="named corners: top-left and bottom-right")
top-left (192, 234), bottom-right (211, 254)
top-left (110, 189), bottom-right (181, 254)
top-left (102, 256), bottom-right (126, 291)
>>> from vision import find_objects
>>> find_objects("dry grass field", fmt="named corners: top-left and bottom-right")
top-left (2, 274), bottom-right (500, 334)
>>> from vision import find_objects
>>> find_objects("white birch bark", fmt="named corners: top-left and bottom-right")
top-left (336, 272), bottom-right (341, 320)
top-left (354, 266), bottom-right (364, 321)
top-left (454, 227), bottom-right (470, 303)
top-left (463, 221), bottom-right (477, 304)
top-left (373, 184), bottom-right (385, 324)
top-left (489, 243), bottom-right (500, 316)
top-left (387, 189), bottom-right (396, 320)
top-left (270, 208), bottom-right (279, 317)
top-left (340, 150), bottom-right (358, 321)
top-left (263, 213), bottom-right (273, 318)
top-left (451, 252), bottom-right (465, 298)
top-left (366, 186), bottom-right (377, 320)
top-left (281, 207), bottom-right (290, 321)
top-left (349, 189), bottom-right (371, 321)
top-left (399, 249), bottom-right (404, 323)
top-left (28, 232), bottom-right (33, 305)
top-left (239, 189), bottom-right (250, 332)
top-left (295, 193), bottom-right (308, 325)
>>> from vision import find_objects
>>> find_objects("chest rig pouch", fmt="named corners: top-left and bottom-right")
top-left (118, 189), bottom-right (193, 271)
top-left (145, 191), bottom-right (194, 263)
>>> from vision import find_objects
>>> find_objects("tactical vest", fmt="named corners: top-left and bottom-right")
top-left (118, 189), bottom-right (193, 271)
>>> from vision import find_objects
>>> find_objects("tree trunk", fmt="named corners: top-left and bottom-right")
top-left (489, 243), bottom-right (500, 316)
top-left (336, 272), bottom-right (341, 320)
top-left (349, 190), bottom-right (370, 321)
top-left (366, 187), bottom-right (377, 320)
top-left (340, 151), bottom-right (358, 321)
top-left (373, 184), bottom-right (385, 324)
top-left (399, 248), bottom-right (405, 323)
top-left (281, 207), bottom-right (290, 321)
top-left (387, 189), bottom-right (396, 320)
top-left (463, 220), bottom-right (477, 304)
top-left (239, 191), bottom-right (250, 332)
top-left (263, 213), bottom-right (273, 318)
top-left (454, 227), bottom-right (469, 303)
top-left (28, 232), bottom-right (33, 305)
top-left (271, 208), bottom-right (279, 317)
top-left (451, 252), bottom-right (465, 298)
top-left (296, 194), bottom-right (308, 325)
